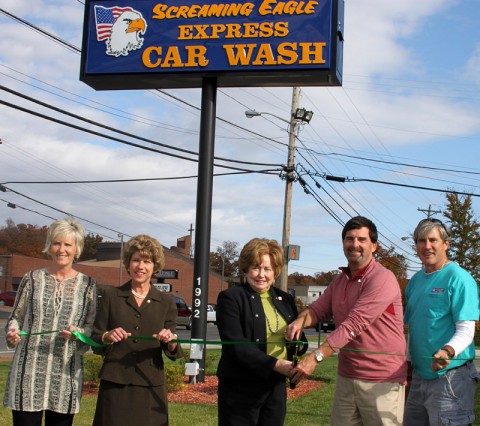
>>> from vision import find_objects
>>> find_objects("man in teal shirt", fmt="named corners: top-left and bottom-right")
top-left (404, 218), bottom-right (479, 425)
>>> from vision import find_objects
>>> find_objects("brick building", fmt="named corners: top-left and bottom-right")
top-left (0, 235), bottom-right (224, 306)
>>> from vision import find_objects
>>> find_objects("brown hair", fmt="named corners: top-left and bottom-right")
top-left (238, 238), bottom-right (284, 279)
top-left (123, 234), bottom-right (164, 275)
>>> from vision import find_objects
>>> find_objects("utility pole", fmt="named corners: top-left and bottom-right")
top-left (279, 86), bottom-right (301, 292)
top-left (418, 204), bottom-right (441, 219)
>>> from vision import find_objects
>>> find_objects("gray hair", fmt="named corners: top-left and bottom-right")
top-left (413, 218), bottom-right (450, 244)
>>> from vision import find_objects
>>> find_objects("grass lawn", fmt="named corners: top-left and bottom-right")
top-left (0, 352), bottom-right (478, 426)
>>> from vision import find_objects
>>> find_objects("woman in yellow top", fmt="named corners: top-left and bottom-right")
top-left (216, 238), bottom-right (307, 425)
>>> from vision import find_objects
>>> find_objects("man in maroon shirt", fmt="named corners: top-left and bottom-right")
top-left (287, 216), bottom-right (407, 426)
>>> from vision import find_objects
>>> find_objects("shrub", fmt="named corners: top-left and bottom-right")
top-left (165, 364), bottom-right (185, 392)
top-left (475, 322), bottom-right (480, 347)
top-left (83, 354), bottom-right (103, 387)
top-left (83, 354), bottom-right (186, 392)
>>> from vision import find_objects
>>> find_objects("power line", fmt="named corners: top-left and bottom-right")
top-left (0, 185), bottom-right (131, 238)
top-left (0, 85), bottom-right (282, 170)
top-left (306, 150), bottom-right (480, 176)
top-left (0, 198), bottom-right (117, 240)
top-left (0, 170), bottom-right (279, 185)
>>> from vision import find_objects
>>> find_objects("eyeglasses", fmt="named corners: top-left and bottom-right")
top-left (418, 218), bottom-right (450, 237)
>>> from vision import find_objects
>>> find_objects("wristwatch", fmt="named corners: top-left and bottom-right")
top-left (441, 345), bottom-right (454, 358)
top-left (314, 349), bottom-right (324, 363)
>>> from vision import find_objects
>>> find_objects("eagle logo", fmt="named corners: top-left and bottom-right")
top-left (94, 5), bottom-right (147, 57)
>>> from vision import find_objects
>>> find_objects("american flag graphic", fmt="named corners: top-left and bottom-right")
top-left (94, 5), bottom-right (134, 41)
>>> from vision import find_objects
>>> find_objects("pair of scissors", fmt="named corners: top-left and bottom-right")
top-left (290, 315), bottom-right (307, 389)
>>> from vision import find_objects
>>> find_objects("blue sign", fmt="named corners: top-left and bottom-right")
top-left (81, 0), bottom-right (343, 89)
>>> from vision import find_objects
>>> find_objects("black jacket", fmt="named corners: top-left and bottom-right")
top-left (216, 284), bottom-right (307, 383)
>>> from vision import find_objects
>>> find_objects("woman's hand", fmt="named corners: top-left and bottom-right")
top-left (273, 358), bottom-right (293, 377)
top-left (6, 328), bottom-right (21, 346)
top-left (102, 327), bottom-right (131, 344)
top-left (59, 325), bottom-right (80, 341)
top-left (153, 329), bottom-right (178, 351)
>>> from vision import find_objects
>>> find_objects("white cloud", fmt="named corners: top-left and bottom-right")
top-left (0, 0), bottom-right (479, 277)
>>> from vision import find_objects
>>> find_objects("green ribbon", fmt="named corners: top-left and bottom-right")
top-left (20, 329), bottom-right (308, 349)
top-left (18, 330), bottom-right (478, 361)
top-left (20, 330), bottom-right (59, 336)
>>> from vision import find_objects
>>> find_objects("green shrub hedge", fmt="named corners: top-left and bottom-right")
top-left (83, 353), bottom-right (186, 392)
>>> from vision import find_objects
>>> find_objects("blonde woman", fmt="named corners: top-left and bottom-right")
top-left (4, 218), bottom-right (97, 426)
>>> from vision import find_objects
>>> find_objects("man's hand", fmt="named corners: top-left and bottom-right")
top-left (290, 353), bottom-right (317, 385)
top-left (285, 312), bottom-right (311, 341)
top-left (431, 348), bottom-right (451, 372)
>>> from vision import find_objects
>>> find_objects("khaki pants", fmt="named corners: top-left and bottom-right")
top-left (331, 374), bottom-right (405, 426)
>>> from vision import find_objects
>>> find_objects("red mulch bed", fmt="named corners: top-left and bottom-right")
top-left (83, 376), bottom-right (323, 405)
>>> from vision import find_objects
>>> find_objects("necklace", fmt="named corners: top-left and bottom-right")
top-left (266, 306), bottom-right (280, 334)
top-left (131, 288), bottom-right (147, 299)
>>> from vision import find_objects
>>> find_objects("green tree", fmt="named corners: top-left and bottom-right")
top-left (375, 244), bottom-right (408, 282)
top-left (314, 270), bottom-right (341, 287)
top-left (79, 233), bottom-right (103, 261)
top-left (210, 240), bottom-right (240, 282)
top-left (443, 193), bottom-right (480, 282)
top-left (0, 219), bottom-right (48, 258)
top-left (0, 219), bottom-right (103, 261)
top-left (287, 272), bottom-right (316, 287)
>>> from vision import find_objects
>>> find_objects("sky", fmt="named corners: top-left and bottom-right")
top-left (1, 0), bottom-right (480, 280)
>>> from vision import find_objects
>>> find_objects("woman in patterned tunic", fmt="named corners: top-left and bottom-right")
top-left (3, 218), bottom-right (97, 426)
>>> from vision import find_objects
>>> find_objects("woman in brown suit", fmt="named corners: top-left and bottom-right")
top-left (91, 234), bottom-right (183, 426)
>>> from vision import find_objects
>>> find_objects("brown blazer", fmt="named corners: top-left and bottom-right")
top-left (92, 282), bottom-right (183, 386)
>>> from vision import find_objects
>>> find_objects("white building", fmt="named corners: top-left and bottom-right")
top-left (291, 285), bottom-right (328, 306)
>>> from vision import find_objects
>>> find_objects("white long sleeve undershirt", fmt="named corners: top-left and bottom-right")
top-left (446, 320), bottom-right (475, 357)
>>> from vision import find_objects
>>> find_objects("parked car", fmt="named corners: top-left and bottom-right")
top-left (172, 295), bottom-right (192, 330)
top-left (187, 304), bottom-right (217, 329)
top-left (0, 291), bottom-right (17, 307)
top-left (315, 318), bottom-right (336, 333)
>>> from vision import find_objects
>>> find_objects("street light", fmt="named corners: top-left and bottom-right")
top-left (245, 109), bottom-right (290, 124)
top-left (245, 89), bottom-right (313, 291)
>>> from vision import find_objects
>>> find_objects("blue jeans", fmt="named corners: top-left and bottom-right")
top-left (404, 361), bottom-right (478, 426)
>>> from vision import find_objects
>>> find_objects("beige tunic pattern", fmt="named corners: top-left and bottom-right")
top-left (3, 269), bottom-right (96, 414)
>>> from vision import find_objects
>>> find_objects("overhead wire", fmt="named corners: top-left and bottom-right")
top-left (297, 180), bottom-right (420, 271)
top-left (1, 185), bottom-right (131, 238)
top-left (0, 198), bottom-right (117, 241)
top-left (2, 6), bottom-right (477, 272)
top-left (0, 85), bottom-right (282, 170)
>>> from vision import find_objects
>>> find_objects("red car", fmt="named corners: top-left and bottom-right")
top-left (0, 291), bottom-right (17, 307)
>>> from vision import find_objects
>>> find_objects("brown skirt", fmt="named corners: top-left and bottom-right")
top-left (93, 380), bottom-right (169, 426)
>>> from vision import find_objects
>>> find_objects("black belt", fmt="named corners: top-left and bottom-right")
top-left (448, 360), bottom-right (472, 372)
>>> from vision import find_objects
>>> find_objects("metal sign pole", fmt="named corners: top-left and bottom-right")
top-left (190, 77), bottom-right (217, 382)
